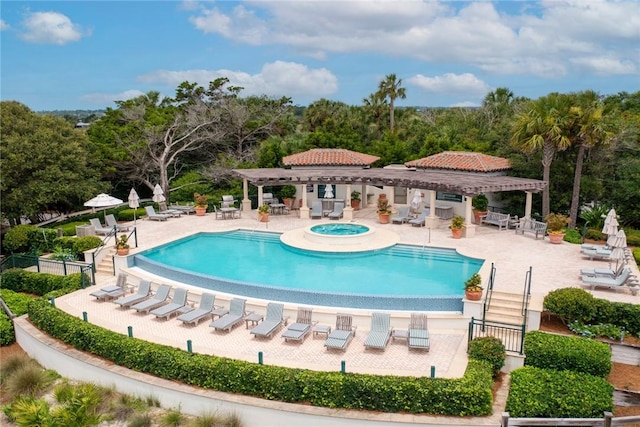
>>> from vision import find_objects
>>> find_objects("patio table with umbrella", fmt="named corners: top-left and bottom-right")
top-left (84, 193), bottom-right (124, 222)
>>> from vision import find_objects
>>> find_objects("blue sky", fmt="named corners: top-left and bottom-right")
top-left (1, 0), bottom-right (639, 111)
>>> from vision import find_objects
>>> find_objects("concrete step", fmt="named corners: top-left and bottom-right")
top-left (484, 312), bottom-right (525, 325)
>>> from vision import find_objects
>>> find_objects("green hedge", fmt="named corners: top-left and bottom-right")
top-left (524, 331), bottom-right (611, 377)
top-left (467, 336), bottom-right (505, 377)
top-left (506, 366), bottom-right (613, 417)
top-left (0, 270), bottom-right (85, 296)
top-left (0, 312), bottom-right (14, 346)
top-left (26, 298), bottom-right (494, 415)
top-left (0, 289), bottom-right (32, 316)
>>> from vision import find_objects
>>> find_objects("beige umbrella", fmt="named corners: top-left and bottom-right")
top-left (84, 193), bottom-right (123, 222)
top-left (128, 188), bottom-right (140, 227)
top-left (601, 208), bottom-right (619, 236)
top-left (152, 184), bottom-right (166, 203)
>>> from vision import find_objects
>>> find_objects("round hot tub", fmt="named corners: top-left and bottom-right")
top-left (310, 223), bottom-right (370, 236)
top-left (303, 223), bottom-right (375, 246)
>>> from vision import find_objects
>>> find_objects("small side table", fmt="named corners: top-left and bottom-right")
top-left (312, 324), bottom-right (331, 338)
top-left (244, 312), bottom-right (263, 329)
top-left (391, 329), bottom-right (408, 342)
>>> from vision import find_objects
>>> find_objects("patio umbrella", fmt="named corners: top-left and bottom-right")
top-left (609, 229), bottom-right (627, 270)
top-left (128, 188), bottom-right (140, 227)
top-left (601, 208), bottom-right (619, 236)
top-left (323, 184), bottom-right (334, 199)
top-left (84, 193), bottom-right (123, 222)
top-left (152, 184), bottom-right (166, 203)
top-left (411, 190), bottom-right (422, 213)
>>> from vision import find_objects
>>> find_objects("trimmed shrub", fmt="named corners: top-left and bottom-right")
top-left (524, 331), bottom-right (611, 377)
top-left (26, 297), bottom-right (494, 416)
top-left (115, 208), bottom-right (145, 222)
top-left (563, 228), bottom-right (582, 244)
top-left (467, 336), bottom-right (505, 377)
top-left (626, 228), bottom-right (640, 247)
top-left (0, 270), bottom-right (84, 296)
top-left (0, 289), bottom-right (32, 316)
top-left (2, 225), bottom-right (37, 253)
top-left (584, 228), bottom-right (605, 241)
top-left (72, 236), bottom-right (103, 258)
top-left (0, 312), bottom-right (14, 346)
top-left (543, 287), bottom-right (596, 323)
top-left (506, 366), bottom-right (613, 417)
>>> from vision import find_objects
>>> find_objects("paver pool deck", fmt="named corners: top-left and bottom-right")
top-left (55, 205), bottom-right (639, 380)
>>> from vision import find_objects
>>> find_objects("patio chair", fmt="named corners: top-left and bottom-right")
top-left (212, 205), bottom-right (224, 220)
top-left (177, 293), bottom-right (217, 326)
top-left (131, 284), bottom-right (171, 314)
top-left (581, 268), bottom-right (637, 295)
top-left (324, 313), bottom-right (357, 351)
top-left (281, 307), bottom-right (315, 342)
top-left (90, 273), bottom-right (129, 300)
top-left (89, 218), bottom-right (116, 236)
top-left (408, 208), bottom-right (430, 227)
top-left (151, 288), bottom-right (189, 320)
top-left (114, 280), bottom-right (152, 308)
top-left (105, 214), bottom-right (130, 232)
top-left (145, 206), bottom-right (170, 221)
top-left (328, 202), bottom-right (344, 220)
top-left (158, 202), bottom-right (183, 217)
top-left (408, 313), bottom-right (430, 351)
top-left (210, 298), bottom-right (247, 332)
top-left (310, 201), bottom-right (323, 219)
top-left (250, 302), bottom-right (287, 339)
top-left (391, 206), bottom-right (411, 224)
top-left (580, 263), bottom-right (625, 278)
top-left (363, 312), bottom-right (393, 350)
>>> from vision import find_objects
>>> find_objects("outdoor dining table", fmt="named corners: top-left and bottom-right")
top-left (220, 207), bottom-right (240, 219)
top-left (270, 203), bottom-right (287, 215)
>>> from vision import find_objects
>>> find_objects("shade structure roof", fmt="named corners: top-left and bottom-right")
top-left (231, 168), bottom-right (547, 197)
top-left (405, 151), bottom-right (512, 172)
top-left (283, 148), bottom-right (380, 167)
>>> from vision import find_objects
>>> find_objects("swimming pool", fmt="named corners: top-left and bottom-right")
top-left (133, 230), bottom-right (484, 311)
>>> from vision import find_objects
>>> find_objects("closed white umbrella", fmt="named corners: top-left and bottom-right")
top-left (84, 193), bottom-right (123, 222)
top-left (128, 188), bottom-right (140, 227)
top-left (609, 229), bottom-right (627, 270)
top-left (152, 184), bottom-right (166, 203)
top-left (601, 208), bottom-right (619, 236)
top-left (411, 190), bottom-right (422, 213)
top-left (324, 184), bottom-right (334, 199)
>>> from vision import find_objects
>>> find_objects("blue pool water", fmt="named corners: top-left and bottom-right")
top-left (133, 230), bottom-right (483, 311)
top-left (310, 223), bottom-right (369, 235)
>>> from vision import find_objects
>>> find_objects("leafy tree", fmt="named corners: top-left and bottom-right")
top-left (0, 101), bottom-right (104, 225)
top-left (376, 73), bottom-right (406, 132)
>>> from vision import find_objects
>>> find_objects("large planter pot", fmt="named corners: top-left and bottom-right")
top-left (465, 290), bottom-right (483, 301)
top-left (116, 248), bottom-right (129, 256)
top-left (473, 210), bottom-right (486, 225)
top-left (351, 200), bottom-right (360, 210)
top-left (195, 206), bottom-right (207, 216)
top-left (283, 198), bottom-right (296, 210)
top-left (259, 213), bottom-right (269, 222)
top-left (548, 232), bottom-right (565, 244)
top-left (451, 228), bottom-right (464, 239)
top-left (378, 213), bottom-right (390, 224)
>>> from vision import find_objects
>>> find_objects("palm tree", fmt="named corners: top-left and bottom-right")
top-left (377, 73), bottom-right (406, 132)
top-left (511, 93), bottom-right (573, 218)
top-left (567, 91), bottom-right (612, 227)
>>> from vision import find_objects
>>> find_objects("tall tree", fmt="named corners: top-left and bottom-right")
top-left (511, 93), bottom-right (573, 217)
top-left (567, 91), bottom-right (612, 227)
top-left (377, 74), bottom-right (406, 132)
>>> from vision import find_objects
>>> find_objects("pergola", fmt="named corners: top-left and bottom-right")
top-left (231, 167), bottom-right (547, 236)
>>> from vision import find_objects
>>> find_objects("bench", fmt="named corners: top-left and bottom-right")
top-left (479, 212), bottom-right (510, 231)
top-left (515, 218), bottom-right (547, 240)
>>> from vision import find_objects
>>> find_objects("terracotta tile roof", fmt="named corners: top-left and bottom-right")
top-left (283, 149), bottom-right (380, 167)
top-left (405, 151), bottom-right (511, 172)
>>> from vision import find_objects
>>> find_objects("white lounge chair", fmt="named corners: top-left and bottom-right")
top-left (131, 284), bottom-right (171, 314)
top-left (328, 202), bottom-right (344, 220)
top-left (177, 293), bottom-right (217, 326)
top-left (324, 313), bottom-right (357, 351)
top-left (145, 206), bottom-right (170, 221)
top-left (310, 201), bottom-right (323, 219)
top-left (391, 206), bottom-right (411, 224)
top-left (105, 214), bottom-right (130, 232)
top-left (408, 313), bottom-right (430, 351)
top-left (151, 288), bottom-right (189, 320)
top-left (580, 263), bottom-right (624, 278)
top-left (581, 268), bottom-right (637, 295)
top-left (281, 307), bottom-right (315, 342)
top-left (114, 280), bottom-right (151, 308)
top-left (158, 202), bottom-right (183, 217)
top-left (210, 298), bottom-right (246, 332)
top-left (250, 303), bottom-right (286, 339)
top-left (363, 312), bottom-right (393, 350)
top-left (581, 247), bottom-right (613, 261)
top-left (90, 273), bottom-right (128, 300)
top-left (89, 218), bottom-right (116, 236)
top-left (408, 209), bottom-right (430, 227)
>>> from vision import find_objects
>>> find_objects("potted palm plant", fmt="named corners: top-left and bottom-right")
top-left (350, 190), bottom-right (361, 210)
top-left (545, 213), bottom-right (570, 244)
top-left (377, 196), bottom-right (392, 224)
top-left (193, 193), bottom-right (208, 216)
top-left (472, 194), bottom-right (489, 225)
top-left (115, 234), bottom-right (130, 256)
top-left (464, 273), bottom-right (483, 301)
top-left (449, 215), bottom-right (465, 239)
top-left (258, 204), bottom-right (270, 222)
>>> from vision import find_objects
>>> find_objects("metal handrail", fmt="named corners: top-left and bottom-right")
top-left (482, 262), bottom-right (497, 321)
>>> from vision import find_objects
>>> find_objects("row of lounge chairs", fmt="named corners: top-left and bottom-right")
top-left (391, 207), bottom-right (431, 227)
top-left (90, 277), bottom-right (431, 350)
top-left (310, 201), bottom-right (344, 219)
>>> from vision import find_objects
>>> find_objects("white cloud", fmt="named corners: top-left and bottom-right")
top-left (19, 11), bottom-right (86, 45)
top-left (81, 90), bottom-right (146, 106)
top-left (0, 19), bottom-right (9, 31)
top-left (188, 0), bottom-right (639, 79)
top-left (138, 61), bottom-right (338, 99)
top-left (407, 73), bottom-right (490, 96)
top-left (570, 56), bottom-right (638, 75)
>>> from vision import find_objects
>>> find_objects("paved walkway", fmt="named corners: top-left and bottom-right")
top-left (56, 205), bottom-right (639, 378)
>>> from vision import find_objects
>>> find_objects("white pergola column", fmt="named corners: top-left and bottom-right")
top-left (241, 178), bottom-right (251, 212)
top-left (524, 192), bottom-right (533, 219)
top-left (257, 185), bottom-right (264, 208)
top-left (299, 184), bottom-right (309, 219)
top-left (343, 184), bottom-right (353, 220)
top-left (464, 196), bottom-right (476, 238)
top-left (425, 190), bottom-right (439, 228)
